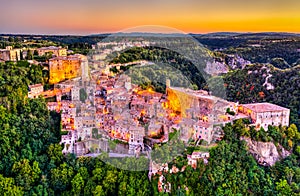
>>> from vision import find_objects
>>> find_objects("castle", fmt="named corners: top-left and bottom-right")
top-left (49, 54), bottom-right (87, 84)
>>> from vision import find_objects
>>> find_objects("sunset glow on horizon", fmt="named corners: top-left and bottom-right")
top-left (0, 0), bottom-right (299, 35)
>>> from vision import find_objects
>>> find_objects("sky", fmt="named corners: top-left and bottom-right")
top-left (0, 0), bottom-right (299, 35)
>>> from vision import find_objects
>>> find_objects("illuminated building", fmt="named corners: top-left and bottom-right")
top-left (49, 55), bottom-right (84, 84)
top-left (166, 86), bottom-right (214, 117)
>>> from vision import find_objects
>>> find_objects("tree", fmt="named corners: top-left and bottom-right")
top-left (27, 50), bottom-right (33, 60)
top-left (102, 170), bottom-right (118, 194)
top-left (83, 179), bottom-right (96, 196)
top-left (50, 163), bottom-right (74, 192)
top-left (33, 50), bottom-right (39, 56)
top-left (71, 173), bottom-right (84, 195)
top-left (92, 168), bottom-right (105, 183)
top-left (287, 124), bottom-right (298, 139)
top-left (80, 88), bottom-right (88, 103)
top-left (276, 179), bottom-right (293, 196)
top-left (93, 185), bottom-right (105, 196)
top-left (295, 146), bottom-right (300, 156)
top-left (284, 167), bottom-right (295, 185)
top-left (20, 51), bottom-right (23, 60)
top-left (0, 174), bottom-right (23, 195)
top-left (11, 159), bottom-right (41, 191)
top-left (8, 37), bottom-right (14, 42)
top-left (47, 144), bottom-right (63, 166)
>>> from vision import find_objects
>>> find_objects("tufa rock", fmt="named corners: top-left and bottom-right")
top-left (241, 137), bottom-right (291, 166)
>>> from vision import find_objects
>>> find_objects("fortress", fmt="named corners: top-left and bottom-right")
top-left (49, 54), bottom-right (87, 84)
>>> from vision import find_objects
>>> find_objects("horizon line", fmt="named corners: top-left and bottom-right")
top-left (0, 31), bottom-right (299, 37)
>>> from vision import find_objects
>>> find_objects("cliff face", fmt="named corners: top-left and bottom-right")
top-left (241, 137), bottom-right (291, 166)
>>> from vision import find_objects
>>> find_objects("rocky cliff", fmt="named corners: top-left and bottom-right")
top-left (241, 137), bottom-right (291, 166)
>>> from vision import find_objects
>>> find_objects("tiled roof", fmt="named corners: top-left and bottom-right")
top-left (29, 83), bottom-right (43, 88)
top-left (241, 103), bottom-right (289, 113)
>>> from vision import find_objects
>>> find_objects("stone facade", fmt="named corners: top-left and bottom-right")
top-left (37, 46), bottom-right (67, 57)
top-left (239, 103), bottom-right (290, 130)
top-left (28, 84), bottom-right (44, 98)
top-left (49, 55), bottom-right (83, 84)
top-left (0, 46), bottom-right (22, 61)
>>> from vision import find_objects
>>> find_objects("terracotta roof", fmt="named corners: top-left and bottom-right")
top-left (29, 83), bottom-right (43, 88)
top-left (195, 121), bottom-right (211, 128)
top-left (241, 103), bottom-right (289, 113)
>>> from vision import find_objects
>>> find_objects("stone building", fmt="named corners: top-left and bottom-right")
top-left (37, 46), bottom-right (67, 57)
top-left (48, 55), bottom-right (83, 84)
top-left (28, 84), bottom-right (44, 98)
top-left (239, 103), bottom-right (290, 130)
top-left (0, 46), bottom-right (22, 61)
top-left (193, 121), bottom-right (214, 142)
top-left (128, 126), bottom-right (145, 154)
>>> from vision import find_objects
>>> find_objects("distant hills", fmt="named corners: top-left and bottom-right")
top-left (192, 32), bottom-right (300, 37)
top-left (1, 32), bottom-right (299, 38)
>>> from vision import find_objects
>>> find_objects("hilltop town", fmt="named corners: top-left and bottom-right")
top-left (21, 40), bottom-right (291, 174)
top-left (0, 33), bottom-right (299, 195)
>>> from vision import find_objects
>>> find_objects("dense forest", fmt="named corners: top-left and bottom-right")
top-left (0, 35), bottom-right (107, 55)
top-left (194, 33), bottom-right (300, 67)
top-left (0, 61), bottom-right (47, 113)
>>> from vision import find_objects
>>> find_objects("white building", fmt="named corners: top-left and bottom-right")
top-left (128, 126), bottom-right (145, 154)
top-left (71, 87), bottom-right (80, 101)
top-left (239, 103), bottom-right (290, 130)
top-left (28, 84), bottom-right (44, 98)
